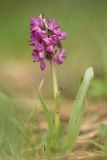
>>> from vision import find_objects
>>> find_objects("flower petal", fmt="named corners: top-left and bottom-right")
top-left (32, 50), bottom-right (40, 62)
top-left (55, 49), bottom-right (66, 64)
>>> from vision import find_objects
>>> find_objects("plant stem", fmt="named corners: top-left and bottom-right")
top-left (51, 61), bottom-right (60, 133)
top-left (51, 61), bottom-right (58, 99)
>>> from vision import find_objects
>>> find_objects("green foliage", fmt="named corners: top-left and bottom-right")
top-left (98, 124), bottom-right (107, 139)
top-left (0, 67), bottom-right (94, 158)
top-left (38, 67), bottom-right (94, 153)
top-left (94, 143), bottom-right (107, 153)
top-left (38, 79), bottom-right (54, 136)
top-left (0, 92), bottom-right (24, 159)
top-left (94, 124), bottom-right (107, 153)
top-left (0, 92), bottom-right (37, 160)
top-left (65, 67), bottom-right (94, 150)
top-left (38, 79), bottom-right (63, 153)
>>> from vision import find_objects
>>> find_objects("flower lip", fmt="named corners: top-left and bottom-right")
top-left (55, 49), bottom-right (66, 64)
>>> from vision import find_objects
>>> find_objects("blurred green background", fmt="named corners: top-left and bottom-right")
top-left (0, 0), bottom-right (107, 99)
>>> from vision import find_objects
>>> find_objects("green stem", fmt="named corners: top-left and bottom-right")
top-left (51, 61), bottom-right (60, 132)
top-left (51, 61), bottom-right (58, 99)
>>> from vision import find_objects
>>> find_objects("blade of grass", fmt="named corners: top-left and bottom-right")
top-left (93, 142), bottom-right (107, 152)
top-left (65, 67), bottom-right (94, 150)
top-left (0, 92), bottom-right (23, 133)
top-left (0, 92), bottom-right (24, 159)
top-left (24, 108), bottom-right (35, 126)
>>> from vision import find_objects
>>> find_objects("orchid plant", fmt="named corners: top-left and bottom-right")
top-left (29, 14), bottom-right (94, 153)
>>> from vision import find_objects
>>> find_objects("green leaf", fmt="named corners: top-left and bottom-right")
top-left (65, 67), bottom-right (94, 150)
top-left (38, 79), bottom-right (54, 136)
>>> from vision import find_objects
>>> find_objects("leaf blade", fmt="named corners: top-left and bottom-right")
top-left (65, 67), bottom-right (94, 150)
top-left (38, 79), bottom-right (54, 135)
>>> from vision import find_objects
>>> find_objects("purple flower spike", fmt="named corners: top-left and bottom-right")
top-left (29, 14), bottom-right (67, 70)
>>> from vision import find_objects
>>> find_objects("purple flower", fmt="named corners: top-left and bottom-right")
top-left (55, 49), bottom-right (66, 64)
top-left (30, 18), bottom-right (39, 28)
top-left (45, 45), bottom-right (54, 53)
top-left (32, 50), bottom-right (40, 62)
top-left (54, 29), bottom-right (67, 40)
top-left (48, 18), bottom-right (59, 30)
top-left (29, 14), bottom-right (67, 70)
